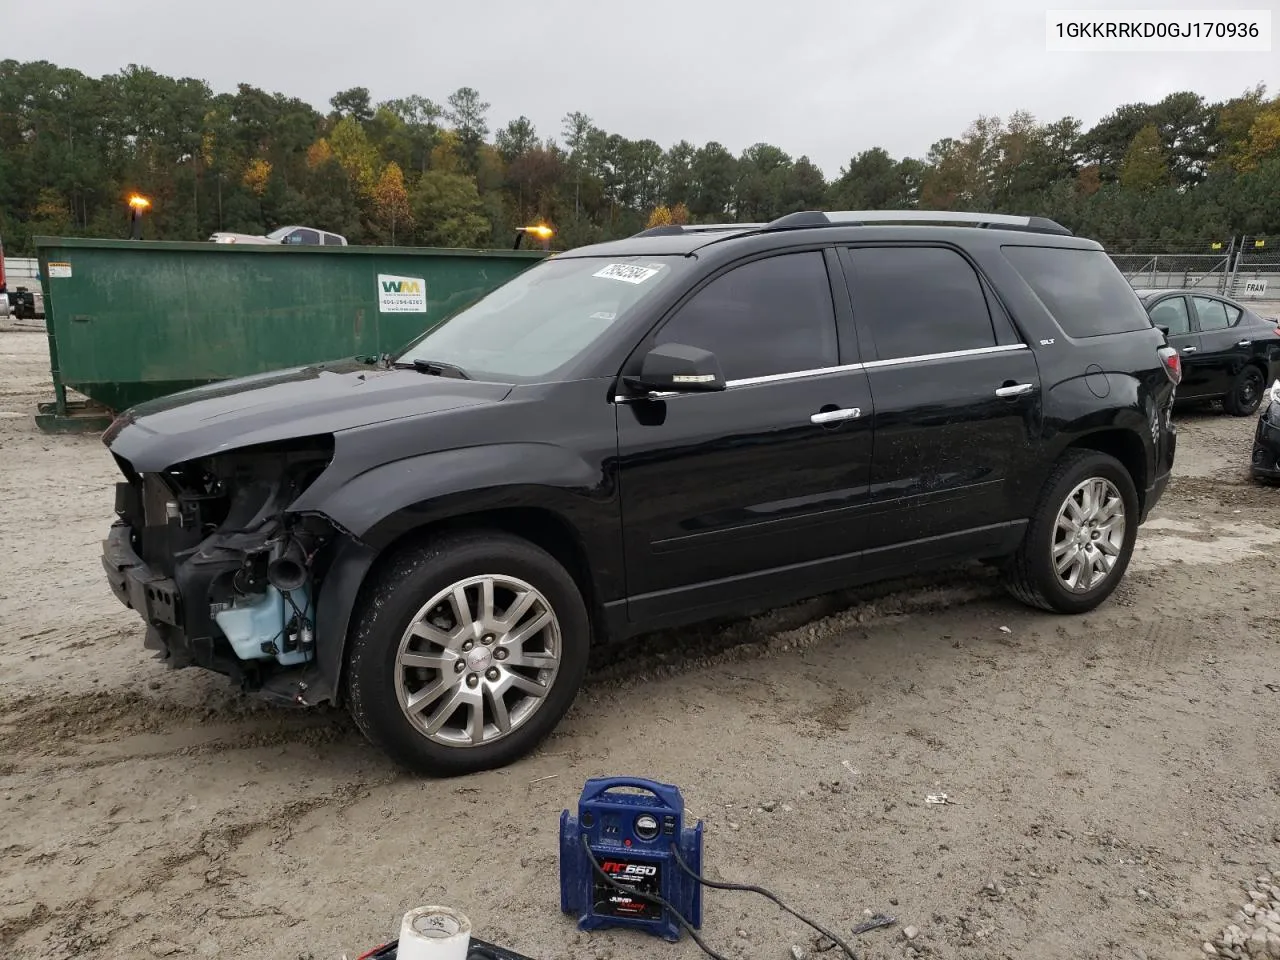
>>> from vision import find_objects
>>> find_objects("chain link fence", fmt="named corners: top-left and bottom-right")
top-left (1103, 237), bottom-right (1280, 315)
top-left (1227, 236), bottom-right (1280, 303)
top-left (1106, 240), bottom-right (1235, 294)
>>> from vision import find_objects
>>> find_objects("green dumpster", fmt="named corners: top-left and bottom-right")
top-left (33, 237), bottom-right (548, 432)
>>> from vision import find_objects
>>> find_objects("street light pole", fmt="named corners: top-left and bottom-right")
top-left (513, 224), bottom-right (554, 250)
top-left (128, 194), bottom-right (152, 240)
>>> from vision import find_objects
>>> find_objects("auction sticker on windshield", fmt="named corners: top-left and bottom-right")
top-left (377, 274), bottom-right (427, 313)
top-left (593, 263), bottom-right (662, 284)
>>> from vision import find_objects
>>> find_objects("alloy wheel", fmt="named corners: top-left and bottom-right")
top-left (1051, 477), bottom-right (1127, 593)
top-left (1239, 368), bottom-right (1263, 408)
top-left (394, 575), bottom-right (562, 747)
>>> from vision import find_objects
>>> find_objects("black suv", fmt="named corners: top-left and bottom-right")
top-left (101, 210), bottom-right (1181, 775)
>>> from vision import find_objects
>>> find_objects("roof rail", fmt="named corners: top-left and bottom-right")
top-left (631, 222), bottom-right (766, 238)
top-left (765, 210), bottom-right (1073, 237)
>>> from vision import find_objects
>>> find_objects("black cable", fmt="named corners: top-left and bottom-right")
top-left (669, 842), bottom-right (858, 960)
top-left (578, 835), bottom-right (731, 960)
top-left (282, 588), bottom-right (306, 624)
top-left (281, 585), bottom-right (314, 654)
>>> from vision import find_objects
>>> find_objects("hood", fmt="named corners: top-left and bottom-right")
top-left (105, 359), bottom-right (512, 471)
top-left (209, 232), bottom-right (277, 245)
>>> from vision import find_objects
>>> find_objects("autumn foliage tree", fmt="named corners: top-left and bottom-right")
top-left (306, 138), bottom-right (333, 169)
top-left (646, 205), bottom-right (672, 228)
top-left (328, 116), bottom-right (378, 196)
top-left (2, 59), bottom-right (1280, 255)
top-left (373, 161), bottom-right (413, 244)
top-left (242, 158), bottom-right (272, 195)
top-left (1232, 101), bottom-right (1280, 173)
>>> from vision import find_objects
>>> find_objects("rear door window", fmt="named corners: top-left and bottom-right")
top-left (1148, 296), bottom-right (1191, 336)
top-left (1002, 246), bottom-right (1152, 338)
top-left (1192, 296), bottom-right (1231, 332)
top-left (843, 246), bottom-right (997, 361)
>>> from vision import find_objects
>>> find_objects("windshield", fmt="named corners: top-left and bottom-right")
top-left (395, 255), bottom-right (686, 381)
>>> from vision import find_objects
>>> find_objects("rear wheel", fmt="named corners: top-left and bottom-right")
top-left (345, 531), bottom-right (590, 776)
top-left (1002, 450), bottom-right (1139, 614)
top-left (1224, 365), bottom-right (1266, 417)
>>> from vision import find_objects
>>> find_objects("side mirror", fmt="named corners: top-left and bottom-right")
top-left (624, 343), bottom-right (726, 395)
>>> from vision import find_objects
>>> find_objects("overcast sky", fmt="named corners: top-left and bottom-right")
top-left (9, 0), bottom-right (1278, 177)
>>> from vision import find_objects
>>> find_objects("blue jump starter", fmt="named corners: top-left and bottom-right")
top-left (559, 777), bottom-right (704, 943)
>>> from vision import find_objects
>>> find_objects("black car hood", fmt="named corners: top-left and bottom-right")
top-left (105, 359), bottom-right (512, 472)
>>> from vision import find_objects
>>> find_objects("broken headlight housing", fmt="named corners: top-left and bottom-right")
top-left (162, 436), bottom-right (337, 669)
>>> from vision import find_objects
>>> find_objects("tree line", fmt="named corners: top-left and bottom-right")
top-left (1, 59), bottom-right (1279, 257)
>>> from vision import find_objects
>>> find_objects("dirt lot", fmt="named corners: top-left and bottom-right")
top-left (1, 328), bottom-right (1278, 960)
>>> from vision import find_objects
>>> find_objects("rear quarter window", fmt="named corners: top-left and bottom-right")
top-left (1001, 245), bottom-right (1152, 339)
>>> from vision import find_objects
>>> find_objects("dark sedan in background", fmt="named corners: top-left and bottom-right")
top-left (1139, 289), bottom-right (1280, 416)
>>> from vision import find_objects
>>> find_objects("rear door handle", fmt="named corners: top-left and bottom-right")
top-left (994, 383), bottom-right (1035, 398)
top-left (1237, 339), bottom-right (1251, 348)
top-left (1181, 346), bottom-right (1197, 354)
top-left (810, 407), bottom-right (861, 424)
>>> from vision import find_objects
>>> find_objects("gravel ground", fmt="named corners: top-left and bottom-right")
top-left (1, 328), bottom-right (1279, 960)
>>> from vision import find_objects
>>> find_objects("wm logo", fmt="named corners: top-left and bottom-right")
top-left (381, 279), bottom-right (421, 294)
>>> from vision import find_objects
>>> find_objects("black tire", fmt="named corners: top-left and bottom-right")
top-left (1002, 449), bottom-right (1140, 614)
top-left (344, 530), bottom-right (590, 776)
top-left (1224, 365), bottom-right (1266, 417)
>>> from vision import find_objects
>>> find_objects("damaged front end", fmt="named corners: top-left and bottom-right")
top-left (102, 434), bottom-right (341, 704)
top-left (1252, 380), bottom-right (1280, 483)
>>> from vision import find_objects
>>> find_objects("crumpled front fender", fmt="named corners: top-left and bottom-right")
top-left (293, 441), bottom-right (620, 707)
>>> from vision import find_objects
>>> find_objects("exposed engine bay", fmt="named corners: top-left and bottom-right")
top-left (102, 436), bottom-right (338, 700)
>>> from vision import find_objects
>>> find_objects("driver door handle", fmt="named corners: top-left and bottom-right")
top-left (810, 407), bottom-right (861, 424)
top-left (1237, 339), bottom-right (1251, 348)
top-left (994, 382), bottom-right (1035, 398)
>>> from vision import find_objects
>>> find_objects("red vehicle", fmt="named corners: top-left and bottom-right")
top-left (0, 234), bottom-right (9, 319)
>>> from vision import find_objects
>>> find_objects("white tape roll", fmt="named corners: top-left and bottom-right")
top-left (396, 905), bottom-right (472, 960)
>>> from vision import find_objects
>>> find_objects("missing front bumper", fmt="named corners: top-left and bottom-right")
top-left (101, 521), bottom-right (319, 689)
top-left (1252, 414), bottom-right (1280, 480)
top-left (102, 522), bottom-right (180, 627)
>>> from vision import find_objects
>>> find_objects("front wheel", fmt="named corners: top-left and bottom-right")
top-left (1002, 450), bottom-right (1139, 614)
top-left (1224, 366), bottom-right (1266, 417)
top-left (344, 531), bottom-right (590, 776)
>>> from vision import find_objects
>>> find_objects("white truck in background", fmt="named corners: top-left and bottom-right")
top-left (208, 225), bottom-right (348, 246)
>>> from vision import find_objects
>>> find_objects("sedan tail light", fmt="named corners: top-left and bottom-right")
top-left (1157, 345), bottom-right (1182, 385)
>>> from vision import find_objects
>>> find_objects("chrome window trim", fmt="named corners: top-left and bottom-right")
top-left (612, 343), bottom-right (1029, 404)
top-left (726, 362), bottom-right (865, 388)
top-left (861, 342), bottom-right (1027, 370)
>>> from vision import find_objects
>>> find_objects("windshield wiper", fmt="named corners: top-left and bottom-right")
top-left (394, 358), bottom-right (471, 379)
